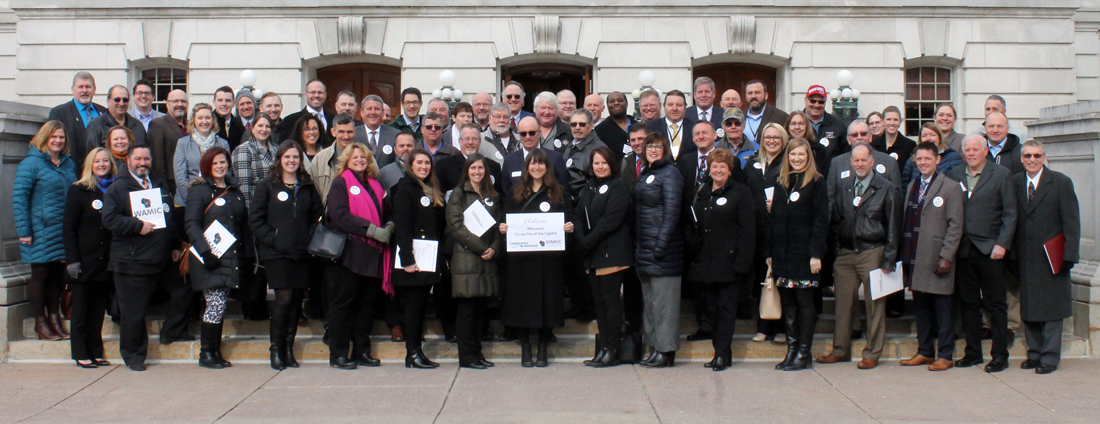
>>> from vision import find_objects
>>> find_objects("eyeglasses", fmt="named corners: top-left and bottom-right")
top-left (423, 125), bottom-right (443, 131)
top-left (505, 94), bottom-right (523, 100)
top-left (807, 99), bottom-right (826, 105)
top-left (724, 120), bottom-right (743, 127)
top-left (133, 91), bottom-right (152, 97)
top-left (569, 122), bottom-right (589, 127)
top-left (112, 97), bottom-right (130, 103)
top-left (518, 131), bottom-right (538, 137)
top-left (402, 101), bottom-right (422, 106)
top-left (848, 132), bottom-right (869, 138)
top-left (763, 136), bottom-right (784, 141)
top-left (306, 91), bottom-right (326, 96)
top-left (1022, 153), bottom-right (1045, 159)
top-left (645, 145), bottom-right (663, 151)
top-left (303, 127), bottom-right (320, 133)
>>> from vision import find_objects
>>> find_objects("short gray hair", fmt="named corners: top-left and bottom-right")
top-left (361, 94), bottom-right (384, 109)
top-left (490, 102), bottom-right (510, 115)
top-left (571, 109), bottom-right (594, 123)
top-left (986, 94), bottom-right (1007, 110)
top-left (847, 118), bottom-right (868, 133)
top-left (693, 76), bottom-right (715, 93)
top-left (73, 71), bottom-right (95, 87)
top-left (533, 91), bottom-right (558, 109)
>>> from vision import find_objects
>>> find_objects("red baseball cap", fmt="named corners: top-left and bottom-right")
top-left (806, 85), bottom-right (827, 98)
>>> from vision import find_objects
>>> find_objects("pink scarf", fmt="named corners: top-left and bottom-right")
top-left (341, 169), bottom-right (394, 295)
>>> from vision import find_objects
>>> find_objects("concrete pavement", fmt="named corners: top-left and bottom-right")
top-left (2, 358), bottom-right (1099, 424)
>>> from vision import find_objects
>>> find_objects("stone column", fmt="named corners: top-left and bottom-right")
top-left (0, 101), bottom-right (50, 361)
top-left (1027, 100), bottom-right (1100, 357)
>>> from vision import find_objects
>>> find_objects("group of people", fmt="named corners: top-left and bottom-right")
top-left (11, 71), bottom-right (1079, 375)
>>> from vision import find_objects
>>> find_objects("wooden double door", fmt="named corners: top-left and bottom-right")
top-left (692, 63), bottom-right (777, 108)
top-left (317, 63), bottom-right (401, 112)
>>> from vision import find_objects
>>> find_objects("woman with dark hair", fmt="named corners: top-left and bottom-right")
top-left (766, 138), bottom-right (828, 371)
top-left (872, 106), bottom-right (917, 168)
top-left (901, 122), bottom-right (964, 188)
top-left (324, 142), bottom-right (393, 370)
top-left (63, 147), bottom-right (115, 367)
top-left (573, 146), bottom-right (632, 368)
top-left (13, 120), bottom-right (77, 341)
top-left (686, 148), bottom-right (755, 371)
top-left (291, 113), bottom-right (325, 163)
top-left (746, 123), bottom-right (788, 343)
top-left (105, 125), bottom-right (135, 173)
top-left (185, 147), bottom-right (247, 369)
top-left (633, 132), bottom-right (684, 369)
top-left (867, 111), bottom-right (885, 138)
top-left (446, 153), bottom-right (502, 369)
top-left (174, 103), bottom-right (230, 206)
top-left (249, 140), bottom-right (323, 370)
top-left (498, 148), bottom-right (574, 367)
top-left (391, 147), bottom-right (446, 369)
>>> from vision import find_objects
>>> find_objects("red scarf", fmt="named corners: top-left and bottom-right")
top-left (341, 169), bottom-right (394, 295)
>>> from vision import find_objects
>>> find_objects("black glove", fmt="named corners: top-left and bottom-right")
top-left (1063, 261), bottom-right (1075, 274)
top-left (202, 251), bottom-right (221, 271)
top-left (652, 247), bottom-right (666, 261)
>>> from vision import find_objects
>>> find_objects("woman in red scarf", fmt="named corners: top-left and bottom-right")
top-left (325, 142), bottom-right (394, 369)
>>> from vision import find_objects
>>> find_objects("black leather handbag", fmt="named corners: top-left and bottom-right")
top-left (308, 203), bottom-right (346, 260)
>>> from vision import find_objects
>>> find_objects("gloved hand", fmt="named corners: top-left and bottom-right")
top-left (367, 222), bottom-right (395, 244)
top-left (66, 262), bottom-right (81, 280)
top-left (202, 251), bottom-right (221, 271)
top-left (933, 258), bottom-right (952, 276)
top-left (652, 247), bottom-right (666, 261)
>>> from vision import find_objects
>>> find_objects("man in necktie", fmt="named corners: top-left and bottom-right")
top-left (353, 94), bottom-right (400, 169)
top-left (646, 90), bottom-right (691, 162)
top-left (687, 76), bottom-right (722, 130)
top-left (48, 71), bottom-right (107, 170)
top-left (502, 81), bottom-right (532, 131)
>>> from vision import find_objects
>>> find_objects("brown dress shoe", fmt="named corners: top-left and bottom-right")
top-left (857, 358), bottom-right (879, 369)
top-left (815, 354), bottom-right (851, 364)
top-left (391, 325), bottom-right (405, 342)
top-left (900, 354), bottom-right (935, 366)
top-left (928, 358), bottom-right (953, 371)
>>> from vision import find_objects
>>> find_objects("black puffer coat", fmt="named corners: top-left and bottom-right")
top-left (685, 180), bottom-right (755, 283)
top-left (573, 175), bottom-right (632, 270)
top-left (185, 177), bottom-right (248, 291)
top-left (633, 157), bottom-right (684, 276)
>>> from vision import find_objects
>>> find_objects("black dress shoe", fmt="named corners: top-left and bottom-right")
top-left (640, 349), bottom-right (659, 366)
top-left (418, 349), bottom-right (440, 367)
top-left (477, 358), bottom-right (495, 367)
top-left (460, 361), bottom-right (487, 370)
top-left (406, 350), bottom-right (439, 369)
top-left (703, 357), bottom-right (716, 368)
top-left (160, 335), bottom-right (196, 345)
top-left (955, 356), bottom-right (983, 368)
top-left (75, 360), bottom-right (97, 369)
top-left (644, 351), bottom-right (675, 368)
top-left (984, 358), bottom-right (1009, 373)
top-left (1035, 364), bottom-right (1057, 374)
top-left (127, 362), bottom-right (146, 372)
top-left (329, 356), bottom-right (357, 370)
top-left (354, 353), bottom-right (381, 367)
top-left (1020, 359), bottom-right (1040, 370)
top-left (711, 355), bottom-right (730, 372)
top-left (686, 330), bottom-right (713, 342)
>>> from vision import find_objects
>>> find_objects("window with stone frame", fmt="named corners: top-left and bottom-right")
top-left (903, 66), bottom-right (951, 136)
top-left (138, 67), bottom-right (187, 113)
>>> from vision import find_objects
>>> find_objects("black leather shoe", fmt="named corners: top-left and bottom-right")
top-left (686, 330), bottom-right (713, 341)
top-left (94, 359), bottom-right (111, 366)
top-left (127, 362), bottom-right (146, 372)
top-left (406, 350), bottom-right (438, 369)
top-left (704, 357), bottom-right (716, 368)
top-left (478, 355), bottom-right (495, 367)
top-left (1020, 359), bottom-right (1040, 370)
top-left (418, 349), bottom-right (440, 367)
top-left (329, 356), bottom-right (357, 370)
top-left (354, 353), bottom-right (381, 367)
top-left (75, 360), bottom-right (97, 369)
top-left (984, 358), bottom-right (1009, 373)
top-left (460, 361), bottom-right (487, 370)
top-left (640, 349), bottom-right (658, 366)
top-left (159, 335), bottom-right (196, 345)
top-left (711, 355), bottom-right (730, 372)
top-left (644, 351), bottom-right (675, 368)
top-left (1035, 364), bottom-right (1057, 374)
top-left (954, 356), bottom-right (983, 368)
top-left (886, 310), bottom-right (903, 319)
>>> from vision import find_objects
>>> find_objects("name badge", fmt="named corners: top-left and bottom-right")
top-left (539, 201), bottom-right (551, 212)
top-left (753, 162), bottom-right (763, 170)
top-left (491, 175), bottom-right (496, 184)
top-left (599, 184), bottom-right (608, 194)
top-left (420, 196), bottom-right (431, 207)
top-left (716, 197), bottom-right (727, 206)
top-left (932, 196), bottom-right (944, 207)
top-left (819, 138), bottom-right (830, 147)
top-left (496, 151), bottom-right (503, 160)
top-left (646, 175), bottom-right (655, 184)
top-left (853, 196), bottom-right (861, 207)
top-left (277, 191), bottom-right (289, 202)
top-left (716, 128), bottom-right (725, 138)
top-left (553, 139), bottom-right (562, 149)
top-left (511, 171), bottom-right (522, 178)
top-left (890, 152), bottom-right (899, 160)
top-left (485, 199), bottom-right (494, 206)
top-left (840, 170), bottom-right (850, 179)
top-left (567, 158), bottom-right (574, 168)
top-left (790, 191), bottom-right (800, 202)
top-left (875, 164), bottom-right (886, 174)
top-left (622, 144), bottom-right (631, 154)
top-left (214, 198), bottom-right (226, 206)
top-left (383, 145), bottom-right (393, 155)
top-left (350, 186), bottom-right (361, 196)
top-left (92, 199), bottom-right (103, 210)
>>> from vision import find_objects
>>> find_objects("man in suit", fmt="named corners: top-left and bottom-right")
top-left (480, 102), bottom-right (518, 164)
top-left (720, 89), bottom-right (742, 111)
top-left (278, 79), bottom-right (333, 144)
top-left (1014, 140), bottom-right (1080, 374)
top-left (86, 84), bottom-right (147, 155)
top-left (128, 79), bottom-right (164, 131)
top-left (557, 90), bottom-right (577, 123)
top-left (717, 108), bottom-right (758, 169)
top-left (212, 86), bottom-right (244, 150)
top-left (743, 80), bottom-right (788, 146)
top-left (230, 89), bottom-right (259, 147)
top-left (48, 71), bottom-right (107, 170)
top-left (145, 89), bottom-right (188, 199)
top-left (804, 84), bottom-right (848, 168)
top-left (533, 91), bottom-right (572, 152)
top-left (378, 131), bottom-right (417, 191)
top-left (685, 76), bottom-right (723, 131)
top-left (897, 142), bottom-right (965, 371)
top-left (646, 90), bottom-right (695, 163)
top-left (501, 116), bottom-right (569, 196)
top-left (984, 112), bottom-right (1023, 176)
top-left (353, 94), bottom-right (400, 169)
top-left (620, 123), bottom-right (649, 191)
top-left (584, 93), bottom-right (605, 126)
top-left (503, 81), bottom-right (533, 131)
top-left (816, 143), bottom-right (901, 370)
top-left (436, 123), bottom-right (503, 197)
top-left (945, 134), bottom-right (1018, 373)
top-left (594, 91), bottom-right (635, 159)
top-left (638, 89), bottom-right (662, 123)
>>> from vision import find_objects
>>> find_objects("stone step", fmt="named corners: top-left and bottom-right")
top-left (7, 333), bottom-right (1088, 363)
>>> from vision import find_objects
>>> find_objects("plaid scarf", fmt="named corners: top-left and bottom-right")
top-left (901, 174), bottom-right (934, 265)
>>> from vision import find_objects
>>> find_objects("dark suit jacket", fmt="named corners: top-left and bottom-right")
top-left (279, 107), bottom-right (335, 147)
top-left (353, 124), bottom-right (400, 169)
top-left (48, 100), bottom-right (107, 170)
top-left (501, 148), bottom-right (570, 199)
top-left (214, 112), bottom-right (244, 151)
top-left (509, 110), bottom-right (534, 129)
top-left (1012, 167), bottom-right (1080, 321)
top-left (685, 105), bottom-right (723, 130)
top-left (146, 115), bottom-right (187, 195)
top-left (435, 153), bottom-right (503, 195)
top-left (620, 152), bottom-right (643, 191)
top-left (594, 117), bottom-right (635, 159)
top-left (748, 104), bottom-right (789, 141)
top-left (647, 117), bottom-right (698, 164)
top-left (946, 161), bottom-right (1017, 256)
top-left (85, 113), bottom-right (147, 155)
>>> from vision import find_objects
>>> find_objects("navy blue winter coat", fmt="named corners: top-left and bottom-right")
top-left (12, 147), bottom-right (76, 263)
top-left (633, 157), bottom-right (684, 276)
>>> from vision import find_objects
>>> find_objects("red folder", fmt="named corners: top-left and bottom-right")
top-left (1044, 233), bottom-right (1066, 274)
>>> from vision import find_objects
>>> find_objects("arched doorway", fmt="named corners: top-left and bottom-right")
top-left (502, 63), bottom-right (591, 113)
top-left (693, 63), bottom-right (778, 108)
top-left (317, 63), bottom-right (401, 112)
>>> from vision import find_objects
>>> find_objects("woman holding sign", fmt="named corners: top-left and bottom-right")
top-left (391, 148), bottom-right (446, 369)
top-left (249, 141), bottom-right (323, 370)
top-left (765, 138), bottom-right (827, 371)
top-left (445, 153), bottom-right (503, 370)
top-left (498, 148), bottom-right (573, 368)
top-left (184, 147), bottom-right (247, 369)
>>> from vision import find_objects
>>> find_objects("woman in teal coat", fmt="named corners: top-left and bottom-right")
top-left (12, 120), bottom-right (77, 340)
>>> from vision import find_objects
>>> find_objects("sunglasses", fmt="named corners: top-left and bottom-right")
top-left (505, 94), bottom-right (523, 100)
top-left (848, 131), bottom-right (869, 138)
top-left (569, 122), bottom-right (589, 127)
top-left (724, 120), bottom-right (743, 127)
top-left (1022, 153), bottom-right (1045, 159)
top-left (518, 131), bottom-right (538, 137)
top-left (422, 125), bottom-right (443, 131)
top-left (807, 99), bottom-right (826, 105)
top-left (112, 97), bottom-right (130, 103)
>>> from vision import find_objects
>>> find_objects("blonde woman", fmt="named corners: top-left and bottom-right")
top-left (173, 103), bottom-right (230, 206)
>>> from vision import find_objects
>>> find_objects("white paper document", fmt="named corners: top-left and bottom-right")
top-left (505, 212), bottom-right (566, 252)
top-left (764, 187), bottom-right (775, 201)
top-left (203, 220), bottom-right (237, 258)
top-left (129, 188), bottom-right (167, 229)
top-left (395, 239), bottom-right (439, 272)
top-left (463, 200), bottom-right (496, 237)
top-left (189, 245), bottom-right (204, 264)
top-left (869, 261), bottom-right (904, 300)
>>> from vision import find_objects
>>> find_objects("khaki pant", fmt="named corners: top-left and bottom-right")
top-left (831, 247), bottom-right (887, 361)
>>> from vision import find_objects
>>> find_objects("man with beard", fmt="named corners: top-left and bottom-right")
top-left (480, 102), bottom-right (518, 163)
top-left (146, 89), bottom-right (189, 197)
top-left (259, 92), bottom-right (284, 131)
top-left (594, 91), bottom-right (636, 158)
top-left (472, 92), bottom-right (494, 132)
top-left (742, 80), bottom-right (788, 145)
top-left (48, 71), bottom-right (107, 170)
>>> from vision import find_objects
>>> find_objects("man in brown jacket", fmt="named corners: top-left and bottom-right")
top-left (146, 89), bottom-right (188, 199)
top-left (898, 142), bottom-right (965, 371)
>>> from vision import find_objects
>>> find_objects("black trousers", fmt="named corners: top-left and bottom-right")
top-left (705, 280), bottom-right (744, 357)
top-left (913, 290), bottom-right (956, 360)
top-left (588, 270), bottom-right (625, 346)
top-left (689, 279), bottom-right (713, 333)
top-left (383, 288), bottom-right (403, 328)
top-left (306, 258), bottom-right (326, 317)
top-left (564, 244), bottom-right (595, 315)
top-left (1025, 319), bottom-right (1062, 367)
top-left (433, 275), bottom-right (455, 335)
top-left (69, 278), bottom-right (111, 361)
top-left (454, 297), bottom-right (488, 364)
top-left (956, 243), bottom-right (1009, 361)
top-left (324, 265), bottom-right (379, 359)
top-left (398, 285), bottom-right (432, 353)
top-left (114, 266), bottom-right (191, 365)
top-left (237, 257), bottom-right (269, 319)
top-left (622, 267), bottom-right (644, 328)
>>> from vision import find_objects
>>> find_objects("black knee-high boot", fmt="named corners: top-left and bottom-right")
top-left (199, 322), bottom-right (221, 369)
top-left (520, 329), bottom-right (534, 367)
top-left (269, 312), bottom-right (287, 371)
top-left (776, 306), bottom-right (799, 370)
top-left (285, 304), bottom-right (300, 368)
top-left (212, 322), bottom-right (231, 367)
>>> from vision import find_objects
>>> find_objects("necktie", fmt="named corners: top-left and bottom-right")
top-left (636, 158), bottom-right (642, 177)
top-left (315, 112), bottom-right (325, 130)
top-left (697, 155), bottom-right (707, 184)
top-left (510, 117), bottom-right (517, 130)
top-left (701, 110), bottom-right (708, 122)
top-left (370, 131), bottom-right (378, 150)
top-left (141, 179), bottom-right (150, 190)
top-left (83, 105), bottom-right (94, 127)
top-left (918, 180), bottom-right (929, 203)
top-left (1028, 182), bottom-right (1036, 202)
top-left (245, 121), bottom-right (252, 132)
top-left (855, 181), bottom-right (865, 198)
top-left (670, 123), bottom-right (680, 150)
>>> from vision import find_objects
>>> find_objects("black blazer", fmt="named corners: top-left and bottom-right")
top-left (677, 149), bottom-right (747, 207)
top-left (945, 161), bottom-right (1018, 256)
top-left (646, 117), bottom-right (698, 163)
top-left (871, 133), bottom-right (917, 170)
top-left (101, 172), bottom-right (180, 275)
top-left (500, 148), bottom-right (570, 199)
top-left (62, 184), bottom-right (113, 282)
top-left (1012, 167), bottom-right (1080, 322)
top-left (685, 105), bottom-right (724, 131)
top-left (685, 179), bottom-right (756, 282)
top-left (278, 107), bottom-right (335, 147)
top-left (389, 175), bottom-right (445, 287)
top-left (572, 175), bottom-right (633, 269)
top-left (353, 124), bottom-right (401, 169)
top-left (620, 152), bottom-right (643, 191)
top-left (215, 112), bottom-right (246, 151)
top-left (48, 100), bottom-right (107, 171)
top-left (435, 153), bottom-right (503, 195)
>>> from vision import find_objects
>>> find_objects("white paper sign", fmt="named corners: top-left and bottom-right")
top-left (395, 239), bottom-right (439, 272)
top-left (129, 188), bottom-right (167, 229)
top-left (203, 220), bottom-right (237, 258)
top-left (189, 245), bottom-right (204, 264)
top-left (764, 187), bottom-right (775, 201)
top-left (463, 200), bottom-right (496, 237)
top-left (869, 261), bottom-right (904, 300)
top-left (505, 212), bottom-right (566, 252)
